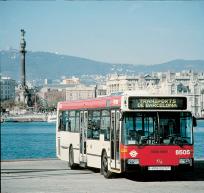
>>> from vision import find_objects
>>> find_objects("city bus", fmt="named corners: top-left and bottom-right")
top-left (56, 92), bottom-right (196, 178)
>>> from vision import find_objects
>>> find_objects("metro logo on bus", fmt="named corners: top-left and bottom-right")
top-left (129, 150), bottom-right (138, 158)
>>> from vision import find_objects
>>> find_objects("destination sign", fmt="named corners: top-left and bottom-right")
top-left (128, 97), bottom-right (187, 110)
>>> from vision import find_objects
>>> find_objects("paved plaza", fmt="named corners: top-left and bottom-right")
top-left (1, 159), bottom-right (204, 193)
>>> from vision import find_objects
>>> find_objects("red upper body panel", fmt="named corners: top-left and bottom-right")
top-left (58, 96), bottom-right (122, 110)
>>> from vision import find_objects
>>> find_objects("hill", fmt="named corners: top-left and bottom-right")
top-left (0, 49), bottom-right (204, 81)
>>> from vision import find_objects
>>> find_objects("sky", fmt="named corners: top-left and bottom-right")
top-left (0, 1), bottom-right (204, 65)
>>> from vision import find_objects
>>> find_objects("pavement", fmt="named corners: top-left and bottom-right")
top-left (1, 159), bottom-right (204, 193)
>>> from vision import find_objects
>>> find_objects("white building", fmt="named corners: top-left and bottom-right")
top-left (0, 76), bottom-right (16, 101)
top-left (106, 74), bottom-right (161, 95)
top-left (44, 78), bottom-right (52, 85)
top-left (106, 74), bottom-right (140, 95)
top-left (66, 85), bottom-right (96, 101)
top-left (164, 71), bottom-right (204, 117)
top-left (66, 84), bottom-right (107, 101)
top-left (106, 72), bottom-right (204, 117)
top-left (61, 76), bottom-right (80, 85)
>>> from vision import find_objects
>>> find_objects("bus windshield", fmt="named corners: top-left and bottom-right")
top-left (122, 112), bottom-right (193, 146)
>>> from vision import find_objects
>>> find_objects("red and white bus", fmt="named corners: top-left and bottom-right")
top-left (56, 92), bottom-right (196, 178)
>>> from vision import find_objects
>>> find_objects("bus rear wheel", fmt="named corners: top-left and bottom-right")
top-left (69, 146), bottom-right (77, 169)
top-left (101, 151), bottom-right (112, 178)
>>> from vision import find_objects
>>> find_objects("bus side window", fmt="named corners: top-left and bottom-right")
top-left (75, 111), bottom-right (80, 132)
top-left (88, 111), bottom-right (93, 139)
top-left (87, 120), bottom-right (93, 138)
top-left (58, 113), bottom-right (62, 131)
top-left (101, 110), bottom-right (110, 141)
top-left (65, 111), bottom-right (70, 132)
top-left (87, 110), bottom-right (100, 140)
top-left (69, 111), bottom-right (76, 132)
top-left (59, 111), bottom-right (67, 131)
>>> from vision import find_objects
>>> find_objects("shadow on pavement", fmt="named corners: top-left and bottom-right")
top-left (123, 161), bottom-right (204, 182)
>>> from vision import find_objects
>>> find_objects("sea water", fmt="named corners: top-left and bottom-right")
top-left (1, 120), bottom-right (204, 160)
top-left (1, 122), bottom-right (56, 160)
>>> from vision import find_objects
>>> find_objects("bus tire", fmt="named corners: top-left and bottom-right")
top-left (69, 146), bottom-right (77, 169)
top-left (101, 151), bottom-right (113, 179)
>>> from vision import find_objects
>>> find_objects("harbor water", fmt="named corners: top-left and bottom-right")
top-left (1, 122), bottom-right (56, 160)
top-left (1, 120), bottom-right (204, 160)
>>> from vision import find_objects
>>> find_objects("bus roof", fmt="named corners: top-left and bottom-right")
top-left (57, 93), bottom-right (188, 111)
top-left (57, 96), bottom-right (122, 111)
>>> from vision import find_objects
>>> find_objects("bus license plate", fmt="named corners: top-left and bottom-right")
top-left (148, 166), bottom-right (171, 171)
top-left (127, 159), bottom-right (139, 165)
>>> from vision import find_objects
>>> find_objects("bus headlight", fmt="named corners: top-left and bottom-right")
top-left (127, 159), bottom-right (139, 165)
top-left (179, 158), bottom-right (192, 165)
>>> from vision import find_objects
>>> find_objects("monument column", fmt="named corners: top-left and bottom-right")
top-left (20, 29), bottom-right (26, 88)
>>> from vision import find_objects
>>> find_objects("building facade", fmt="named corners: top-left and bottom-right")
top-left (61, 77), bottom-right (80, 85)
top-left (106, 72), bottom-right (204, 117)
top-left (106, 74), bottom-right (140, 95)
top-left (66, 85), bottom-right (96, 101)
top-left (38, 86), bottom-right (67, 107)
top-left (164, 71), bottom-right (204, 117)
top-left (0, 76), bottom-right (16, 101)
top-left (66, 84), bottom-right (107, 101)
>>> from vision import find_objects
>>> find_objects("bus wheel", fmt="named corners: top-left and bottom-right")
top-left (101, 151), bottom-right (112, 178)
top-left (69, 146), bottom-right (77, 169)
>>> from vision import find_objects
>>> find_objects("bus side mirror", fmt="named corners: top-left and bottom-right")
top-left (193, 116), bottom-right (197, 127)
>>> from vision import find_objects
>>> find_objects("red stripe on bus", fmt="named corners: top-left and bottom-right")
top-left (58, 96), bottom-right (121, 110)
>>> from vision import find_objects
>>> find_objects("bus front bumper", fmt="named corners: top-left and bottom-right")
top-left (121, 159), bottom-right (194, 173)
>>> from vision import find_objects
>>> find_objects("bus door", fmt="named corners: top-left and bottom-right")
top-left (110, 110), bottom-right (121, 171)
top-left (79, 111), bottom-right (88, 165)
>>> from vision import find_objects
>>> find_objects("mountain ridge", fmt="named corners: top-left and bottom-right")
top-left (1, 49), bottom-right (204, 81)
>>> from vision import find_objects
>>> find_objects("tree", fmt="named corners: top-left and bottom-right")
top-left (1, 99), bottom-right (15, 111)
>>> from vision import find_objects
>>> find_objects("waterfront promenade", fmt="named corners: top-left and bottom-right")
top-left (1, 159), bottom-right (204, 193)
top-left (2, 113), bottom-right (48, 122)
